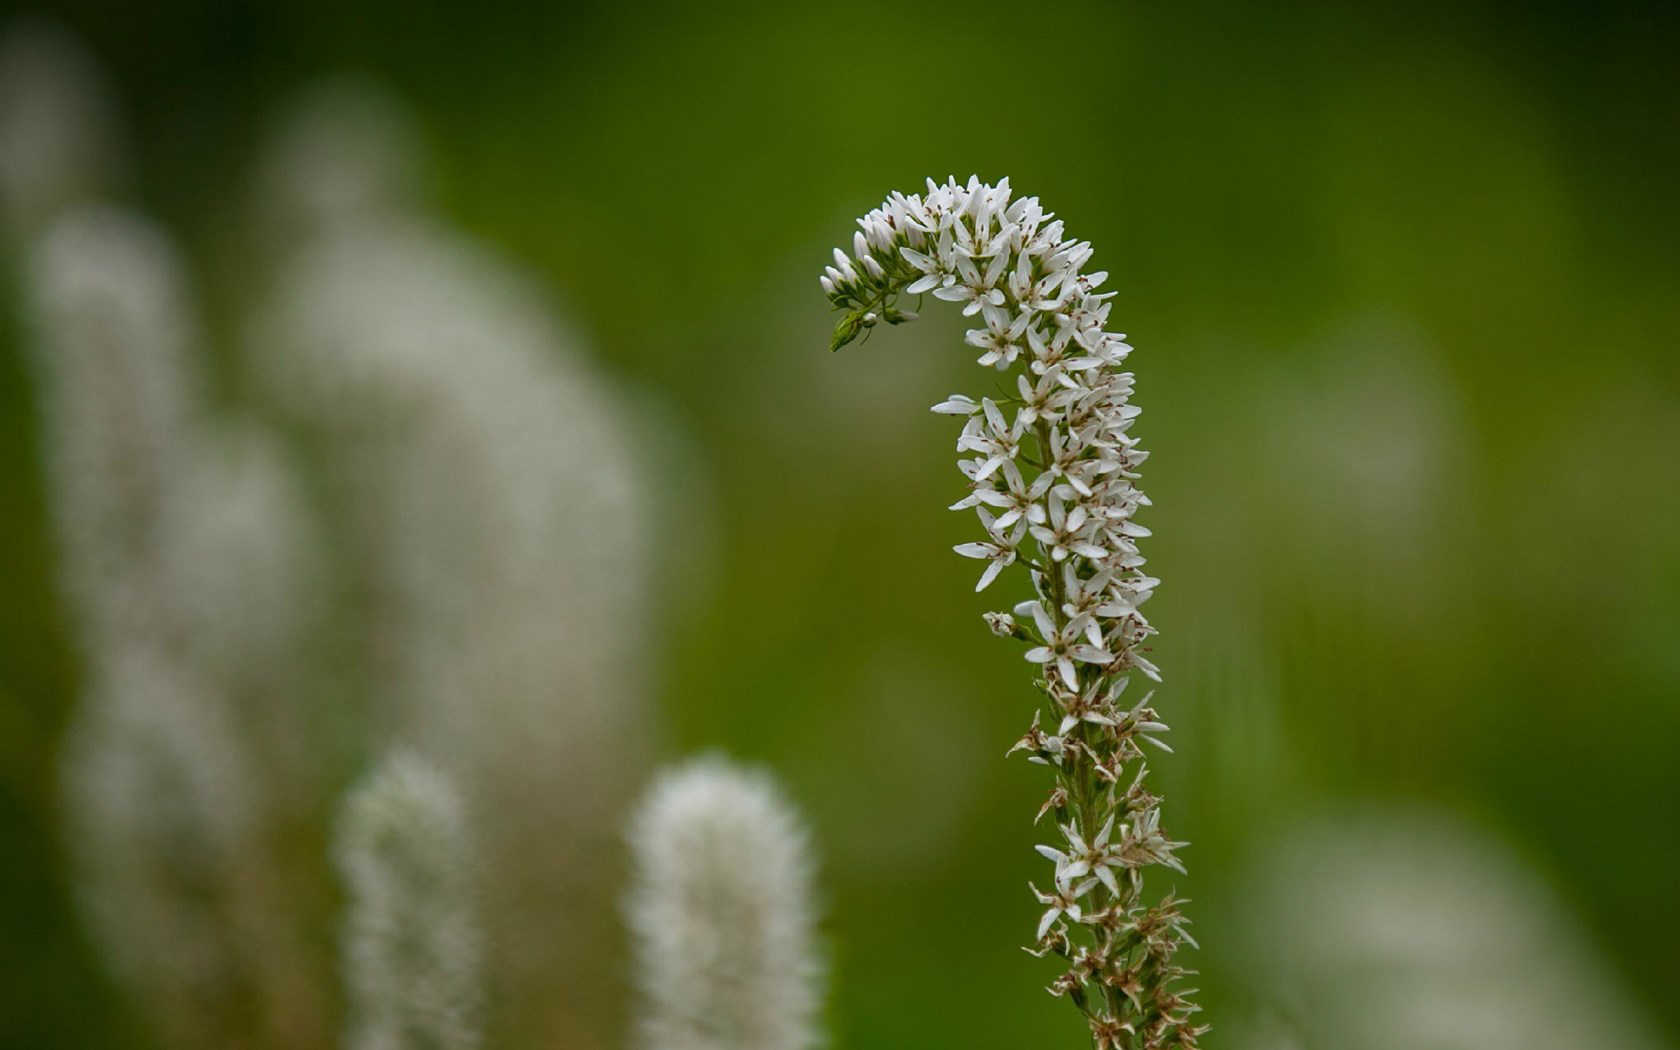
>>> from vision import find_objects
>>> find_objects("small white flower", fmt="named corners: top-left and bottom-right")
top-left (931, 250), bottom-right (1008, 316)
top-left (1039, 818), bottom-right (1126, 898)
top-left (956, 397), bottom-right (1024, 481)
top-left (953, 532), bottom-right (1015, 593)
top-left (1024, 603), bottom-right (1112, 689)
top-left (1028, 492), bottom-right (1109, 564)
top-left (964, 308), bottom-right (1031, 369)
top-left (1031, 878), bottom-right (1097, 940)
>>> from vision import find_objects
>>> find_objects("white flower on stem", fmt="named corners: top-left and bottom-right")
top-left (953, 457), bottom-right (1048, 538)
top-left (1055, 677), bottom-right (1122, 736)
top-left (1086, 824), bottom-right (1127, 898)
top-left (954, 512), bottom-right (1017, 592)
top-left (1039, 817), bottom-right (1125, 898)
top-left (932, 250), bottom-right (1009, 316)
top-left (956, 397), bottom-right (1024, 480)
top-left (1028, 492), bottom-right (1108, 563)
top-left (1024, 602), bottom-right (1111, 689)
top-left (1014, 367), bottom-right (1076, 427)
top-left (1058, 563), bottom-right (1116, 620)
top-left (822, 177), bottom-right (1203, 1049)
top-left (1032, 878), bottom-right (1097, 941)
top-left (965, 306), bottom-right (1031, 369)
top-left (1117, 806), bottom-right (1188, 876)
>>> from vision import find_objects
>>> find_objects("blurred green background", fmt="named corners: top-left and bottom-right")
top-left (2, 1), bottom-right (1677, 1047)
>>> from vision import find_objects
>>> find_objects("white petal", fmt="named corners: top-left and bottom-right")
top-left (900, 246), bottom-right (937, 272)
top-left (1029, 602), bottom-right (1056, 639)
top-left (1057, 657), bottom-right (1078, 688)
top-left (1095, 865), bottom-right (1121, 897)
top-left (1037, 908), bottom-right (1059, 941)
top-left (1035, 844), bottom-right (1068, 864)
top-left (930, 394), bottom-right (980, 415)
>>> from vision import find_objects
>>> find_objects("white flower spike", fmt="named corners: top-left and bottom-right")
top-left (626, 757), bottom-right (821, 1050)
top-left (822, 176), bottom-right (1206, 1048)
top-left (336, 752), bottom-right (482, 1050)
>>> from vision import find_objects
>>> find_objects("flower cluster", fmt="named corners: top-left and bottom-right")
top-left (824, 176), bottom-right (1205, 1048)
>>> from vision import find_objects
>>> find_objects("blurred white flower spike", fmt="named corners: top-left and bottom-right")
top-left (30, 202), bottom-right (332, 1049)
top-left (1232, 810), bottom-right (1671, 1050)
top-left (337, 752), bottom-right (483, 1050)
top-left (247, 74), bottom-right (424, 253)
top-left (627, 758), bottom-right (822, 1050)
top-left (59, 647), bottom-right (258, 1050)
top-left (24, 207), bottom-right (201, 654)
top-left (247, 78), bottom-right (661, 1047)
top-left (823, 176), bottom-right (1204, 1048)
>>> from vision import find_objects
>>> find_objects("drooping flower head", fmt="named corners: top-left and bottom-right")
top-left (626, 757), bottom-right (821, 1050)
top-left (823, 177), bottom-right (1204, 1048)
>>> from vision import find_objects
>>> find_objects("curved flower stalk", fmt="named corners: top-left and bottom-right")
top-left (822, 176), bottom-right (1205, 1048)
top-left (336, 752), bottom-right (483, 1050)
top-left (626, 758), bottom-right (822, 1050)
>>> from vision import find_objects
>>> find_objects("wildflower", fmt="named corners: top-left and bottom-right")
top-left (248, 86), bottom-right (666, 1042)
top-left (28, 202), bottom-right (332, 1047)
top-left (58, 648), bottom-right (257, 1050)
top-left (626, 758), bottom-right (821, 1050)
top-left (336, 752), bottom-right (482, 1050)
top-left (23, 207), bottom-right (201, 655)
top-left (1024, 602), bottom-right (1111, 691)
top-left (953, 529), bottom-right (1016, 592)
top-left (1032, 878), bottom-right (1096, 941)
top-left (822, 177), bottom-right (1203, 1047)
